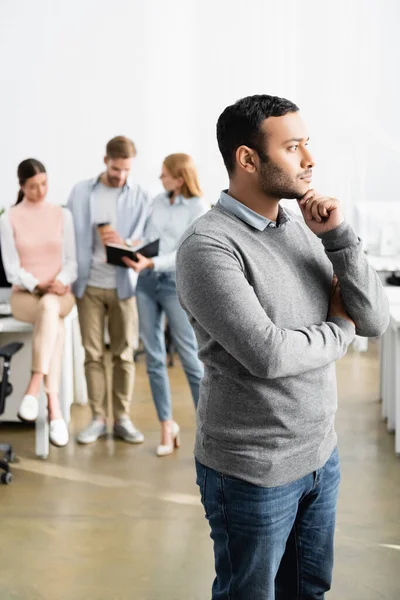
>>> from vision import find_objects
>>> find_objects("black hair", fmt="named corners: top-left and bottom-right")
top-left (16, 158), bottom-right (46, 204)
top-left (216, 94), bottom-right (299, 174)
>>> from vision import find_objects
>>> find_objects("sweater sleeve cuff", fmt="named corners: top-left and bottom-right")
top-left (327, 317), bottom-right (356, 344)
top-left (151, 256), bottom-right (160, 272)
top-left (56, 272), bottom-right (69, 286)
top-left (20, 272), bottom-right (40, 293)
top-left (318, 222), bottom-right (359, 251)
top-left (152, 255), bottom-right (174, 272)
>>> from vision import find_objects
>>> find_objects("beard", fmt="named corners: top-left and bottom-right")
top-left (106, 174), bottom-right (124, 188)
top-left (258, 157), bottom-right (305, 200)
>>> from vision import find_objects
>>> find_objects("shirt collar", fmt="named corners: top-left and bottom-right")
top-left (162, 192), bottom-right (189, 206)
top-left (219, 191), bottom-right (290, 231)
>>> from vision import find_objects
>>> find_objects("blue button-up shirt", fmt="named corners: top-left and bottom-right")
top-left (143, 192), bottom-right (209, 272)
top-left (67, 176), bottom-right (151, 299)
top-left (219, 190), bottom-right (281, 229)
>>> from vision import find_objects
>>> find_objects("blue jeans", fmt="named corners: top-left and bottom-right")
top-left (136, 270), bottom-right (204, 422)
top-left (196, 448), bottom-right (341, 600)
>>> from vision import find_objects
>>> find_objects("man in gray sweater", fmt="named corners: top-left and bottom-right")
top-left (176, 95), bottom-right (389, 599)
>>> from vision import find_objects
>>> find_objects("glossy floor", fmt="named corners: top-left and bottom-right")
top-left (0, 344), bottom-right (399, 599)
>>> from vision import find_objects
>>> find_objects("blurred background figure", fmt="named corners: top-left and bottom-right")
top-left (124, 153), bottom-right (208, 456)
top-left (0, 158), bottom-right (77, 447)
top-left (67, 136), bottom-right (151, 445)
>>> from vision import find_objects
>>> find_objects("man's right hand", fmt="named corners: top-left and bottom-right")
top-left (101, 228), bottom-right (125, 246)
top-left (328, 276), bottom-right (355, 327)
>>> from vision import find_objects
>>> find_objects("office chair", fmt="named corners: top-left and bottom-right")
top-left (0, 341), bottom-right (24, 484)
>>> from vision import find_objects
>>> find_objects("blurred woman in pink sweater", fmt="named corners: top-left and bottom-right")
top-left (0, 159), bottom-right (77, 447)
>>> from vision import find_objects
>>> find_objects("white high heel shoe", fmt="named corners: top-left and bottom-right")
top-left (156, 422), bottom-right (180, 457)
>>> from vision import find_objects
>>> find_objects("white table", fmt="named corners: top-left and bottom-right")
top-left (380, 288), bottom-right (400, 455)
top-left (381, 305), bottom-right (400, 455)
top-left (353, 257), bottom-right (400, 352)
top-left (0, 306), bottom-right (87, 458)
top-left (367, 255), bottom-right (400, 273)
top-left (380, 287), bottom-right (400, 405)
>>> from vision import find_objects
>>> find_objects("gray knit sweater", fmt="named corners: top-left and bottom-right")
top-left (176, 200), bottom-right (389, 487)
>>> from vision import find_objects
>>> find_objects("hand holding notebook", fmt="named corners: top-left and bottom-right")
top-left (105, 239), bottom-right (160, 268)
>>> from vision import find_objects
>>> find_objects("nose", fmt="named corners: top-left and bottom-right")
top-left (301, 147), bottom-right (315, 170)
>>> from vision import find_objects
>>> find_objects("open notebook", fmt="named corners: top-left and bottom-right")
top-left (105, 239), bottom-right (160, 268)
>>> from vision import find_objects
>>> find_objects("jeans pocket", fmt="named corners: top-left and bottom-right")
top-left (165, 274), bottom-right (177, 291)
top-left (327, 446), bottom-right (341, 484)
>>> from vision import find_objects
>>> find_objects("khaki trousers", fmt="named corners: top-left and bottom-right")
top-left (76, 286), bottom-right (138, 419)
top-left (10, 290), bottom-right (76, 393)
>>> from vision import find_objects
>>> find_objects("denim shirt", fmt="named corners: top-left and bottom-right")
top-left (143, 192), bottom-right (209, 272)
top-left (67, 176), bottom-right (151, 299)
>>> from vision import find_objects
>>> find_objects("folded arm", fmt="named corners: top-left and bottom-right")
top-left (319, 223), bottom-right (390, 337)
top-left (176, 233), bottom-right (355, 379)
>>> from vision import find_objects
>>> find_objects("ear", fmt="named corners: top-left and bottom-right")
top-left (177, 176), bottom-right (185, 188)
top-left (104, 156), bottom-right (108, 166)
top-left (236, 146), bottom-right (257, 173)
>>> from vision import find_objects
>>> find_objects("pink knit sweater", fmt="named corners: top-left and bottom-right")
top-left (9, 200), bottom-right (63, 285)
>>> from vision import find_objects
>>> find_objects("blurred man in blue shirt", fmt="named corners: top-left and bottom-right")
top-left (68, 136), bottom-right (151, 445)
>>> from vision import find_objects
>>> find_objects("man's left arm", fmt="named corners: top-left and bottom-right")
top-left (298, 191), bottom-right (390, 338)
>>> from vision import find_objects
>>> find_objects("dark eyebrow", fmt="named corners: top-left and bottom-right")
top-left (283, 137), bottom-right (310, 144)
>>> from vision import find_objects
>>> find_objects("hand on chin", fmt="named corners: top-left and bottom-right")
top-left (297, 189), bottom-right (344, 235)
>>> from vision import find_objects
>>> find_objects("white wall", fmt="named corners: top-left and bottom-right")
top-left (1, 0), bottom-right (399, 219)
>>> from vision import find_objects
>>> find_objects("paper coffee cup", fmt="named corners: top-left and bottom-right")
top-left (97, 222), bottom-right (111, 244)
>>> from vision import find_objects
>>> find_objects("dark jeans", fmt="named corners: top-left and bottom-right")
top-left (196, 447), bottom-right (341, 599)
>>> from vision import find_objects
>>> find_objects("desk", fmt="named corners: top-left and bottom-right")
top-left (353, 259), bottom-right (400, 352)
top-left (382, 306), bottom-right (400, 455)
top-left (382, 286), bottom-right (400, 305)
top-left (367, 255), bottom-right (400, 273)
top-left (0, 306), bottom-right (87, 457)
top-left (380, 289), bottom-right (400, 455)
